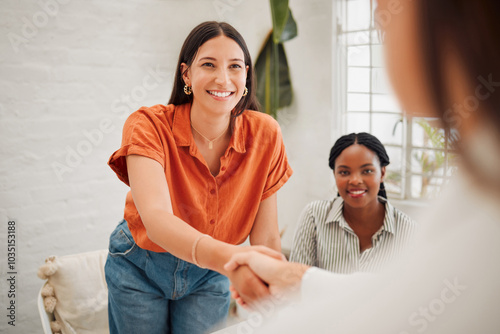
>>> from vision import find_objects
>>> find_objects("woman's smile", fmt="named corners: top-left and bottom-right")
top-left (207, 90), bottom-right (234, 99)
top-left (347, 189), bottom-right (368, 198)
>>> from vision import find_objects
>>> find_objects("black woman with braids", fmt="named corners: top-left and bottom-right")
top-left (289, 132), bottom-right (417, 274)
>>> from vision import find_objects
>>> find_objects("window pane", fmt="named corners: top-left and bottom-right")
top-left (348, 67), bottom-right (370, 92)
top-left (371, 68), bottom-right (392, 94)
top-left (346, 112), bottom-right (370, 133)
top-left (410, 175), bottom-right (422, 198)
top-left (385, 170), bottom-right (402, 196)
top-left (347, 0), bottom-right (371, 31)
top-left (384, 129), bottom-right (403, 198)
top-left (345, 31), bottom-right (371, 46)
top-left (348, 45), bottom-right (370, 67)
top-left (372, 94), bottom-right (400, 112)
top-left (385, 146), bottom-right (402, 172)
top-left (371, 44), bottom-right (384, 67)
top-left (371, 29), bottom-right (381, 45)
top-left (412, 118), bottom-right (446, 149)
top-left (347, 93), bottom-right (370, 111)
top-left (412, 120), bottom-right (425, 147)
top-left (371, 113), bottom-right (403, 145)
top-left (411, 148), bottom-right (446, 177)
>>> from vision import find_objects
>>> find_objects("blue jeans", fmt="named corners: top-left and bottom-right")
top-left (105, 220), bottom-right (230, 334)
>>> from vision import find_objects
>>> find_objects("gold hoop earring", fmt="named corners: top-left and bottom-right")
top-left (242, 87), bottom-right (248, 97)
top-left (184, 85), bottom-right (192, 95)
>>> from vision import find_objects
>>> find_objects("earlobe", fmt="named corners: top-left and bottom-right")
top-left (180, 63), bottom-right (190, 85)
top-left (381, 166), bottom-right (386, 181)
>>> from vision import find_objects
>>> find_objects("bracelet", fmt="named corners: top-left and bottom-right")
top-left (191, 234), bottom-right (212, 268)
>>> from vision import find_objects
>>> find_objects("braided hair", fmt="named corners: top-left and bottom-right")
top-left (328, 132), bottom-right (390, 199)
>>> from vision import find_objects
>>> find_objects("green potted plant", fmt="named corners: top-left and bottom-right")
top-left (254, 0), bottom-right (297, 118)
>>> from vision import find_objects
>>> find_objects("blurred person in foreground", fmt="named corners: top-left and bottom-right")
top-left (224, 0), bottom-right (500, 332)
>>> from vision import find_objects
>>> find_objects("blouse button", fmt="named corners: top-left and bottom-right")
top-left (210, 189), bottom-right (216, 195)
top-left (210, 219), bottom-right (215, 225)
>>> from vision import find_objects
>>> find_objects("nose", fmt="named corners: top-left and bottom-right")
top-left (348, 173), bottom-right (362, 185)
top-left (214, 67), bottom-right (229, 86)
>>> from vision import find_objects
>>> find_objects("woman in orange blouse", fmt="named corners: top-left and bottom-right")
top-left (105, 21), bottom-right (292, 334)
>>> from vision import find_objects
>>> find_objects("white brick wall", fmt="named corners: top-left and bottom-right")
top-left (0, 0), bottom-right (335, 332)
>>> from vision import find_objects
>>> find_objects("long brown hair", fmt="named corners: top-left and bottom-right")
top-left (418, 0), bottom-right (500, 131)
top-left (168, 21), bottom-right (260, 117)
top-left (417, 0), bottom-right (500, 192)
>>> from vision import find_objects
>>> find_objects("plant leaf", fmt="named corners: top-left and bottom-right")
top-left (254, 33), bottom-right (293, 118)
top-left (279, 8), bottom-right (298, 42)
top-left (277, 42), bottom-right (292, 108)
top-left (270, 0), bottom-right (289, 43)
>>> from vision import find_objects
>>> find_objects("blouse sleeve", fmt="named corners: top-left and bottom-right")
top-left (108, 109), bottom-right (166, 186)
top-left (289, 203), bottom-right (319, 266)
top-left (261, 121), bottom-right (293, 200)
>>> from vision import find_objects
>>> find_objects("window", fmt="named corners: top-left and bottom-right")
top-left (335, 0), bottom-right (457, 200)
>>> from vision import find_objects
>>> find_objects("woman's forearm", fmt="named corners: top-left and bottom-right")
top-left (141, 207), bottom-right (236, 274)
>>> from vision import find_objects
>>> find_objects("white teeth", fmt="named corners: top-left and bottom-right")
top-left (209, 91), bottom-right (231, 98)
top-left (350, 190), bottom-right (366, 195)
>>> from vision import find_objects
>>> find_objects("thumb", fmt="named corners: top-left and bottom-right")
top-left (224, 252), bottom-right (253, 272)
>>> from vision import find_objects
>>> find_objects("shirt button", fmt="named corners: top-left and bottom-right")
top-left (210, 189), bottom-right (216, 194)
top-left (209, 219), bottom-right (215, 225)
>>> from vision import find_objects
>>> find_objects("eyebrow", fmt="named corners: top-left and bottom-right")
top-left (198, 57), bottom-right (245, 63)
top-left (337, 163), bottom-right (375, 169)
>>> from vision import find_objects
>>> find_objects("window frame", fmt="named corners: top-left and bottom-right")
top-left (335, 0), bottom-right (456, 200)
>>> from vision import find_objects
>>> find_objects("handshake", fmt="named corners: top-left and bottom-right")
top-left (222, 246), bottom-right (310, 309)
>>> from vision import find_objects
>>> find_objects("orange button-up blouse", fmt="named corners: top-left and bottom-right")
top-left (108, 103), bottom-right (293, 252)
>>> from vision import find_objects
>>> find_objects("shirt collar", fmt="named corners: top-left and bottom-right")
top-left (380, 197), bottom-right (396, 235)
top-left (325, 197), bottom-right (346, 227)
top-left (172, 103), bottom-right (246, 154)
top-left (325, 196), bottom-right (396, 235)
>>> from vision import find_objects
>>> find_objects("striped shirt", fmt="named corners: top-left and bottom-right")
top-left (289, 197), bottom-right (418, 274)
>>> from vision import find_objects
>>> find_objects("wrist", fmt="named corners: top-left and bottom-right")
top-left (191, 234), bottom-right (212, 268)
top-left (197, 238), bottom-right (238, 274)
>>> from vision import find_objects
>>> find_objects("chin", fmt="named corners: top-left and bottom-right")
top-left (344, 201), bottom-right (367, 209)
top-left (343, 194), bottom-right (376, 207)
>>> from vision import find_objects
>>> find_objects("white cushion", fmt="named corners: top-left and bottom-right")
top-left (47, 249), bottom-right (109, 334)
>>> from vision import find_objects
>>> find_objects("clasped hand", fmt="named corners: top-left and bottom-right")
top-left (224, 247), bottom-right (310, 308)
